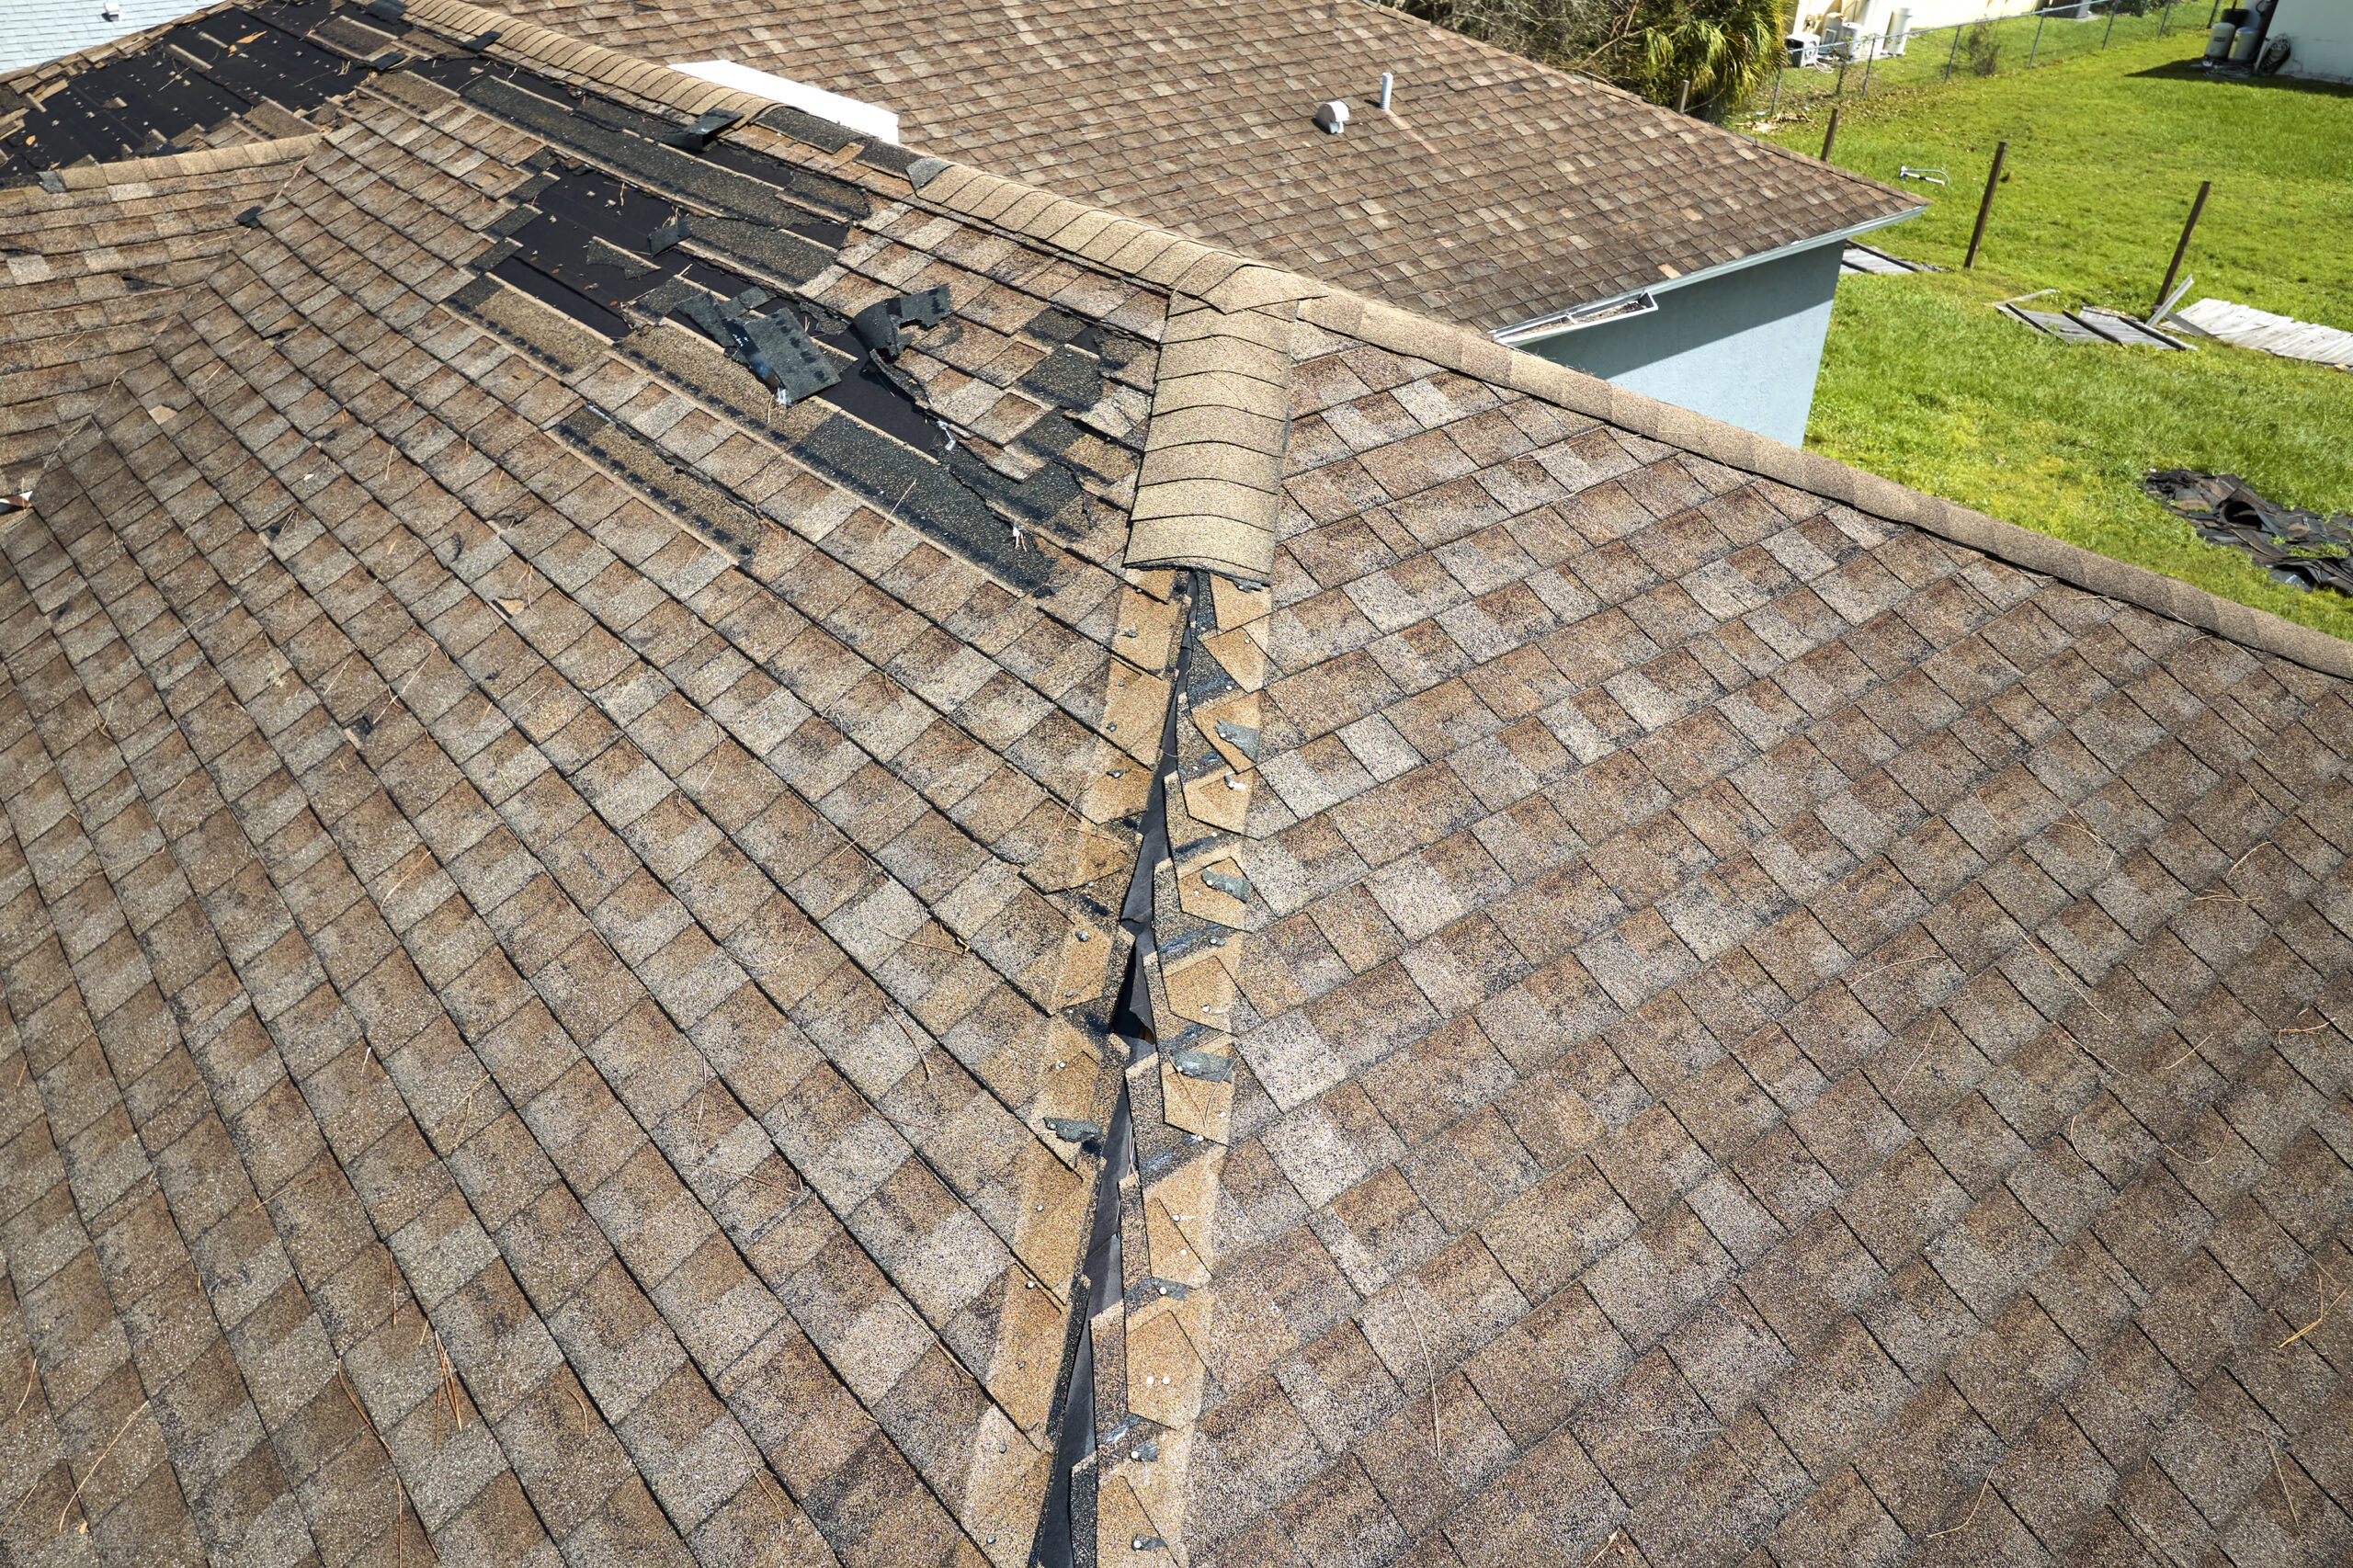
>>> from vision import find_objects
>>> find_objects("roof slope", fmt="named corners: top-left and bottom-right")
top-left (0, 138), bottom-right (316, 477)
top-left (0, 0), bottom-right (216, 75)
top-left (2, 7), bottom-right (2352, 1568)
top-left (484, 0), bottom-right (1918, 330)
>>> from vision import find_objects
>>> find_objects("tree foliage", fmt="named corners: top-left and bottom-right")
top-left (1380, 0), bottom-right (1793, 114)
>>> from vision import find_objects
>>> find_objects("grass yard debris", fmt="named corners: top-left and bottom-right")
top-left (1757, 29), bottom-right (2353, 640)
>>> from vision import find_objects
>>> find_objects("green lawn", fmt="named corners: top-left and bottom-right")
top-left (1753, 30), bottom-right (2353, 640)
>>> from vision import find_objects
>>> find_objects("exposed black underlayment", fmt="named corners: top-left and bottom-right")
top-left (449, 160), bottom-right (1073, 592)
top-left (0, 2), bottom-right (404, 179)
top-left (1033, 574), bottom-right (1199, 1568)
top-left (463, 74), bottom-right (866, 230)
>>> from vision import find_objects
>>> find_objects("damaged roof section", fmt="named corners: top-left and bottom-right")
top-left (0, 4), bottom-right (1218, 1565)
top-left (6, 4), bottom-right (2353, 1568)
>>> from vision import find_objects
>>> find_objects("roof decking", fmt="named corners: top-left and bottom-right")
top-left (487, 0), bottom-right (1920, 331)
top-left (3, 7), bottom-right (2353, 1568)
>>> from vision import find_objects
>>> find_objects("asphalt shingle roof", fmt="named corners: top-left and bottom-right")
top-left (3, 6), bottom-right (2352, 1568)
top-left (0, 0), bottom-right (216, 76)
top-left (487, 0), bottom-right (1923, 330)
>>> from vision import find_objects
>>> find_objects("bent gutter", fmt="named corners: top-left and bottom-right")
top-left (1491, 203), bottom-right (1925, 347)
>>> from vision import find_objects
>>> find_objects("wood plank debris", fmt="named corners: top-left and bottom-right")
top-left (2173, 297), bottom-right (2353, 368)
top-left (1998, 302), bottom-right (2189, 349)
top-left (1839, 241), bottom-right (1942, 275)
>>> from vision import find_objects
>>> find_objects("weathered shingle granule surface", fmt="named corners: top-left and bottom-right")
top-left (489, 0), bottom-right (1920, 330)
top-left (1, 6), bottom-right (2350, 1568)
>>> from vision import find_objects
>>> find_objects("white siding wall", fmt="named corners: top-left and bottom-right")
top-left (1, 0), bottom-right (214, 75)
top-left (2271, 0), bottom-right (2353, 79)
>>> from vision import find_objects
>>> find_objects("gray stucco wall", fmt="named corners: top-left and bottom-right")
top-left (1519, 237), bottom-right (1847, 448)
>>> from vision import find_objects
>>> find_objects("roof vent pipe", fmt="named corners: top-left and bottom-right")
top-left (1313, 99), bottom-right (1348, 133)
top-left (1380, 73), bottom-right (1392, 110)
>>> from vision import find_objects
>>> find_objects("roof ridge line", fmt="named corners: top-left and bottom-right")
top-left (404, 0), bottom-right (778, 121)
top-left (41, 132), bottom-right (321, 189)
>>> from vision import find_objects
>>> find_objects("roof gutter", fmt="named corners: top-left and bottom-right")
top-left (1492, 202), bottom-right (1925, 347)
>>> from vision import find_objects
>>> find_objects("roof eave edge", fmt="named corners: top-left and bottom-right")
top-left (1491, 204), bottom-right (1926, 347)
top-left (1302, 288), bottom-right (2353, 681)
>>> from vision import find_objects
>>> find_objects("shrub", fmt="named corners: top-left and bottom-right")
top-left (1964, 19), bottom-right (2004, 74)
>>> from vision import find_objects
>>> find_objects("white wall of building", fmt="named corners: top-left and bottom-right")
top-left (2269, 0), bottom-right (2353, 80)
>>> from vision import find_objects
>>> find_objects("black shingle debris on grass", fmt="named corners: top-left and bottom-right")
top-left (2146, 468), bottom-right (2353, 593)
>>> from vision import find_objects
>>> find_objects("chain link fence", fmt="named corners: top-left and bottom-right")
top-left (1756, 1), bottom-right (2194, 120)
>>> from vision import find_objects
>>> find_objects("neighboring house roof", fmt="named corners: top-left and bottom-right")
top-left (486, 0), bottom-right (1923, 331)
top-left (5, 8), bottom-right (2353, 1568)
top-left (0, 0), bottom-right (214, 74)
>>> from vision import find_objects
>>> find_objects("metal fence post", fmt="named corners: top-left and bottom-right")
top-left (2152, 180), bottom-right (2211, 319)
top-left (2029, 9), bottom-right (2046, 65)
top-left (1946, 22), bottom-right (1962, 79)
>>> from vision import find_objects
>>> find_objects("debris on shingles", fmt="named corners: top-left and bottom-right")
top-left (659, 106), bottom-right (745, 153)
top-left (852, 283), bottom-right (952, 358)
top-left (2000, 301), bottom-right (2191, 348)
top-left (2146, 468), bottom-right (2353, 592)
